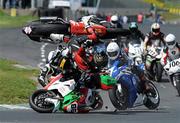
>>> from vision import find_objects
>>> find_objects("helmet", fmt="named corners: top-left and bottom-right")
top-left (129, 22), bottom-right (138, 31)
top-left (93, 52), bottom-right (108, 68)
top-left (165, 34), bottom-right (176, 49)
top-left (106, 42), bottom-right (120, 60)
top-left (151, 23), bottom-right (160, 35)
top-left (110, 15), bottom-right (118, 23)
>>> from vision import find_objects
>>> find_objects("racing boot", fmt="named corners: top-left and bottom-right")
top-left (38, 64), bottom-right (51, 87)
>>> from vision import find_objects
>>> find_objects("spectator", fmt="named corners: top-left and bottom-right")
top-left (137, 12), bottom-right (143, 24)
top-left (122, 15), bottom-right (128, 24)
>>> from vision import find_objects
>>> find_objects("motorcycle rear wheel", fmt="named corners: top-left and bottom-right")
top-left (29, 89), bottom-right (55, 113)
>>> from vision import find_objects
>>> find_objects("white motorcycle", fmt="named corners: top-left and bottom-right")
top-left (128, 40), bottom-right (144, 68)
top-left (146, 44), bottom-right (164, 82)
top-left (164, 58), bottom-right (180, 96)
top-left (29, 73), bottom-right (103, 113)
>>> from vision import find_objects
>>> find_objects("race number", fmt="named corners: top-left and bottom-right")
top-left (169, 60), bottom-right (180, 68)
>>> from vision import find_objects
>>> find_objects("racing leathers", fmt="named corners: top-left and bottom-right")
top-left (144, 32), bottom-right (165, 72)
top-left (161, 43), bottom-right (180, 66)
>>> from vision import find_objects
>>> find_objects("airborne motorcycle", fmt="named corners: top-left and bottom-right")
top-left (108, 60), bottom-right (160, 110)
top-left (164, 58), bottom-right (180, 96)
top-left (22, 17), bottom-right (130, 43)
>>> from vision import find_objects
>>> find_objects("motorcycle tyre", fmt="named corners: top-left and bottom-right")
top-left (108, 84), bottom-right (128, 110)
top-left (143, 81), bottom-right (160, 109)
top-left (174, 74), bottom-right (180, 96)
top-left (153, 62), bottom-right (163, 82)
top-left (29, 89), bottom-right (55, 113)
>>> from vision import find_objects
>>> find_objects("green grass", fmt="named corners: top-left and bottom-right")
top-left (0, 9), bottom-right (38, 28)
top-left (161, 12), bottom-right (180, 21)
top-left (0, 59), bottom-right (38, 104)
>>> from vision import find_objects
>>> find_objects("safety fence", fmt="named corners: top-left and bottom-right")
top-left (144, 0), bottom-right (180, 15)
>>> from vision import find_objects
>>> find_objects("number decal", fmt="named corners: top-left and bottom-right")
top-left (169, 60), bottom-right (180, 68)
top-left (71, 104), bottom-right (77, 113)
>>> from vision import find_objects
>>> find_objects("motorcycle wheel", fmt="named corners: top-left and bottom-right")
top-left (173, 73), bottom-right (180, 96)
top-left (90, 94), bottom-right (103, 110)
top-left (143, 81), bottom-right (160, 109)
top-left (153, 62), bottom-right (163, 82)
top-left (108, 84), bottom-right (128, 110)
top-left (29, 89), bottom-right (56, 113)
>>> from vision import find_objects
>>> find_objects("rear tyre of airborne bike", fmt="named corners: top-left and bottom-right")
top-left (29, 89), bottom-right (56, 113)
top-left (108, 84), bottom-right (129, 110)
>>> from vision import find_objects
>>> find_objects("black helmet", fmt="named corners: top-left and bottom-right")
top-left (93, 52), bottom-right (108, 68)
top-left (129, 22), bottom-right (138, 31)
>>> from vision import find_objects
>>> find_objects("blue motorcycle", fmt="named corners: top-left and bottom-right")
top-left (108, 60), bottom-right (160, 110)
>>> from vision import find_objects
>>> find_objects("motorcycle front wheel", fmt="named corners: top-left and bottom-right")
top-left (143, 81), bottom-right (160, 109)
top-left (108, 84), bottom-right (128, 110)
top-left (173, 73), bottom-right (180, 96)
top-left (29, 89), bottom-right (56, 113)
top-left (153, 62), bottom-right (163, 82)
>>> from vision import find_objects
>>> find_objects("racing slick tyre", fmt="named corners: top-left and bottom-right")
top-left (29, 89), bottom-right (55, 113)
top-left (108, 84), bottom-right (128, 110)
top-left (143, 81), bottom-right (160, 109)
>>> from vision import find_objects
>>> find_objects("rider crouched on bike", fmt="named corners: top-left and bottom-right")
top-left (161, 34), bottom-right (180, 66)
top-left (106, 41), bottom-right (151, 93)
top-left (143, 23), bottom-right (165, 75)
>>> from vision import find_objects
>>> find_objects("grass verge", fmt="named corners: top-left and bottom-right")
top-left (161, 12), bottom-right (180, 21)
top-left (0, 9), bottom-right (38, 28)
top-left (0, 58), bottom-right (38, 104)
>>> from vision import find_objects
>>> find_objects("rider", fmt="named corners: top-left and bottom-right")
top-left (161, 34), bottom-right (180, 66)
top-left (61, 36), bottom-right (117, 113)
top-left (143, 23), bottom-right (165, 74)
top-left (110, 15), bottom-right (123, 28)
top-left (106, 41), bottom-right (150, 93)
top-left (127, 22), bottom-right (145, 42)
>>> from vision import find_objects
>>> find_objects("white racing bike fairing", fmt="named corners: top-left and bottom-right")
top-left (164, 58), bottom-right (180, 76)
top-left (128, 42), bottom-right (144, 66)
top-left (147, 45), bottom-right (163, 59)
top-left (47, 79), bottom-right (76, 97)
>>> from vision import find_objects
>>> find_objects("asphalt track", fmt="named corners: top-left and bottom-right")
top-left (0, 24), bottom-right (180, 123)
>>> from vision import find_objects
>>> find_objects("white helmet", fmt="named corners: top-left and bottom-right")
top-left (106, 42), bottom-right (120, 60)
top-left (165, 34), bottom-right (176, 49)
top-left (110, 15), bottom-right (118, 23)
top-left (151, 23), bottom-right (160, 35)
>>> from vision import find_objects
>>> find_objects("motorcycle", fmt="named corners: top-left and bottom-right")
top-left (128, 40), bottom-right (144, 69)
top-left (22, 17), bottom-right (130, 43)
top-left (108, 60), bottom-right (160, 110)
top-left (146, 44), bottom-right (164, 82)
top-left (29, 71), bottom-right (107, 113)
top-left (164, 58), bottom-right (180, 96)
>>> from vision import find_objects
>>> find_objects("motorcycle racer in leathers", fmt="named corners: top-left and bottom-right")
top-left (161, 34), bottom-right (180, 66)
